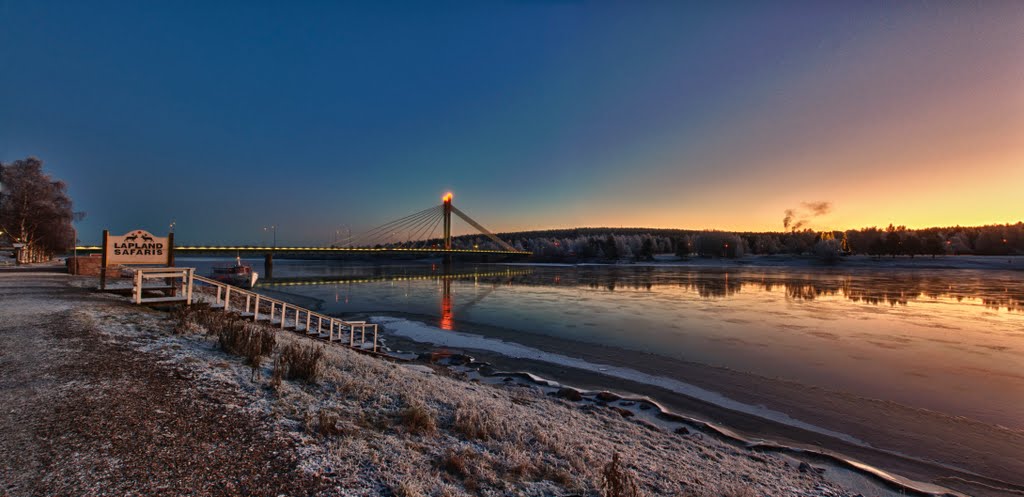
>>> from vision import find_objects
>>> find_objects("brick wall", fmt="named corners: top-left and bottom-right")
top-left (67, 256), bottom-right (103, 276)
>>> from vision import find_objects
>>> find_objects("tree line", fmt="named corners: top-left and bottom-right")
top-left (445, 223), bottom-right (1024, 262)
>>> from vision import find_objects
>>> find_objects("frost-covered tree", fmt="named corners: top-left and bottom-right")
top-left (813, 238), bottom-right (843, 263)
top-left (0, 157), bottom-right (81, 263)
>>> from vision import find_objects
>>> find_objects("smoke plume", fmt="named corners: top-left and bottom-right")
top-left (801, 201), bottom-right (832, 216)
top-left (783, 201), bottom-right (832, 231)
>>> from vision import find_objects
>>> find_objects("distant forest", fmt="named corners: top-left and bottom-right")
top-left (436, 223), bottom-right (1024, 262)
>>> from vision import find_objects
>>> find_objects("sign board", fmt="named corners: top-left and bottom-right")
top-left (105, 230), bottom-right (171, 265)
top-left (100, 229), bottom-right (175, 290)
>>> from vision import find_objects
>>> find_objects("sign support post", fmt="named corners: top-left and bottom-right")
top-left (100, 230), bottom-right (109, 290)
top-left (167, 232), bottom-right (176, 296)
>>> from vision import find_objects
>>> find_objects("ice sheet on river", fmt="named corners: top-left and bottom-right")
top-left (371, 315), bottom-right (864, 445)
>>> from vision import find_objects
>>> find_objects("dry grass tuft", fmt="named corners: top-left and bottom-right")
top-left (540, 464), bottom-right (574, 486)
top-left (172, 303), bottom-right (276, 377)
top-left (722, 483), bottom-right (758, 497)
top-left (393, 480), bottom-right (425, 497)
top-left (601, 452), bottom-right (641, 497)
top-left (452, 403), bottom-right (506, 441)
top-left (216, 320), bottom-right (276, 374)
top-left (440, 448), bottom-right (470, 478)
top-left (438, 447), bottom-right (490, 493)
top-left (274, 342), bottom-right (324, 384)
top-left (684, 482), bottom-right (758, 497)
top-left (171, 302), bottom-right (214, 334)
top-left (398, 402), bottom-right (437, 435)
top-left (308, 409), bottom-right (347, 437)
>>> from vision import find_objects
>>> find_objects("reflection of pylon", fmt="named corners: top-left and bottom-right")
top-left (440, 279), bottom-right (453, 330)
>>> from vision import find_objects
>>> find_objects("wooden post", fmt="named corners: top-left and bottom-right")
top-left (305, 312), bottom-right (311, 333)
top-left (373, 324), bottom-right (378, 352)
top-left (253, 295), bottom-right (260, 321)
top-left (100, 230), bottom-right (109, 290)
top-left (349, 325), bottom-right (354, 347)
top-left (133, 269), bottom-right (142, 304)
top-left (167, 232), bottom-right (176, 296)
top-left (224, 286), bottom-right (231, 312)
top-left (269, 302), bottom-right (276, 323)
top-left (280, 304), bottom-right (287, 328)
top-left (185, 269), bottom-right (194, 304)
top-left (245, 294), bottom-right (251, 314)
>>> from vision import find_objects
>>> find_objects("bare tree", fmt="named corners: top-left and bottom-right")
top-left (0, 157), bottom-right (81, 263)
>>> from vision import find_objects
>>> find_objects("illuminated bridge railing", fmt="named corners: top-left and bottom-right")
top-left (256, 268), bottom-right (534, 287)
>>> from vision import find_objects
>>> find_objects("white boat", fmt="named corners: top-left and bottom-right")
top-left (210, 256), bottom-right (259, 288)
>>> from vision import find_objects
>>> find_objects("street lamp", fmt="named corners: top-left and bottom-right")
top-left (263, 225), bottom-right (277, 249)
top-left (169, 219), bottom-right (176, 233)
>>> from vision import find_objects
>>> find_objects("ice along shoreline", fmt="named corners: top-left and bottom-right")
top-left (366, 313), bottom-right (1021, 497)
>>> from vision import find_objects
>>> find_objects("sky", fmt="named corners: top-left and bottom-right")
top-left (2, 1), bottom-right (1022, 245)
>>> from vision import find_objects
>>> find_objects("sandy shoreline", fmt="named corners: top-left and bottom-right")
top-left (365, 312), bottom-right (1024, 497)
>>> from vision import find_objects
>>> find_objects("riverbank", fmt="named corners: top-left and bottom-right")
top-left (1, 272), bottom-right (882, 497)
top-left (367, 313), bottom-right (1024, 497)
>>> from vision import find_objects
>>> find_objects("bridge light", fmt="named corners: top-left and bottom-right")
top-left (442, 192), bottom-right (453, 203)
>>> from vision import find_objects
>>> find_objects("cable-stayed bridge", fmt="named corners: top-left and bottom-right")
top-left (331, 193), bottom-right (518, 252)
top-left (75, 194), bottom-right (529, 277)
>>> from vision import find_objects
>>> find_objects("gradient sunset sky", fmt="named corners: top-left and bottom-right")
top-left (2, 1), bottom-right (1022, 244)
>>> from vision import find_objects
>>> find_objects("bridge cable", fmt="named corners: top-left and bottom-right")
top-left (418, 214), bottom-right (444, 249)
top-left (342, 205), bottom-right (440, 247)
top-left (405, 209), bottom-right (444, 247)
top-left (403, 207), bottom-right (442, 244)
top-left (385, 206), bottom-right (443, 246)
top-left (350, 207), bottom-right (439, 246)
top-left (449, 205), bottom-right (517, 251)
top-left (336, 205), bottom-right (439, 246)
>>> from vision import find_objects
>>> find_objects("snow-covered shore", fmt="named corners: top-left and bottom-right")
top-left (0, 272), bottom-right (922, 497)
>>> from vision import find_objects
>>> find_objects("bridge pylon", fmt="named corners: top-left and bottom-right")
top-left (442, 192), bottom-right (453, 250)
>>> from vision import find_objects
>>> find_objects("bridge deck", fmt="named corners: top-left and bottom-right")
top-left (75, 245), bottom-right (529, 255)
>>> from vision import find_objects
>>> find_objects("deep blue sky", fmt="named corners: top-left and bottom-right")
top-left (3, 1), bottom-right (1022, 244)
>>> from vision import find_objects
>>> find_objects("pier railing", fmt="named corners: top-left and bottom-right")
top-left (190, 274), bottom-right (378, 351)
top-left (129, 268), bottom-right (378, 351)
